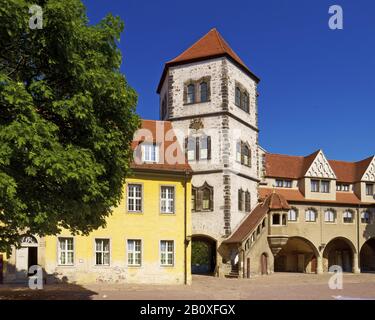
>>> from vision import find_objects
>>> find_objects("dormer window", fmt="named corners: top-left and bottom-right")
top-left (337, 183), bottom-right (350, 192)
top-left (200, 82), bottom-right (208, 102)
top-left (187, 84), bottom-right (195, 104)
top-left (366, 183), bottom-right (374, 196)
top-left (311, 179), bottom-right (330, 193)
top-left (276, 179), bottom-right (292, 188)
top-left (142, 143), bottom-right (159, 163)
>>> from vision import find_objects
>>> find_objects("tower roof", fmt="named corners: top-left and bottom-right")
top-left (157, 28), bottom-right (260, 93)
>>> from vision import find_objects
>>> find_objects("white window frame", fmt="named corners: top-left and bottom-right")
top-left (160, 186), bottom-right (175, 214)
top-left (142, 143), bottom-right (159, 163)
top-left (58, 237), bottom-right (74, 266)
top-left (343, 210), bottom-right (353, 223)
top-left (160, 240), bottom-right (174, 266)
top-left (305, 209), bottom-right (317, 222)
top-left (187, 137), bottom-right (196, 162)
top-left (127, 239), bottom-right (142, 266)
top-left (321, 180), bottom-right (330, 193)
top-left (311, 180), bottom-right (319, 192)
top-left (361, 211), bottom-right (371, 224)
top-left (127, 184), bottom-right (142, 212)
top-left (324, 210), bottom-right (335, 223)
top-left (288, 208), bottom-right (298, 221)
top-left (95, 238), bottom-right (110, 266)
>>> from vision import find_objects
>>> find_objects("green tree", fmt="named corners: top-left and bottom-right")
top-left (0, 0), bottom-right (139, 253)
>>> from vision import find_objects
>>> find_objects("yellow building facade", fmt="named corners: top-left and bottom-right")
top-left (1, 120), bottom-right (192, 285)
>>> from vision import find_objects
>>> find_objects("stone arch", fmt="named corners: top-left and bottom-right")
top-left (323, 237), bottom-right (356, 273)
top-left (360, 238), bottom-right (375, 272)
top-left (274, 236), bottom-right (320, 273)
top-left (191, 234), bottom-right (217, 275)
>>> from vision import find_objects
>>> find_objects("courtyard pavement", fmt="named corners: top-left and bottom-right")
top-left (1, 273), bottom-right (375, 300)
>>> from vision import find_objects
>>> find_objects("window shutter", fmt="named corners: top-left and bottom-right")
top-left (195, 137), bottom-right (200, 161)
top-left (207, 136), bottom-right (211, 160)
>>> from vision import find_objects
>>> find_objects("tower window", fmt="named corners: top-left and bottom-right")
top-left (235, 87), bottom-right (241, 106)
top-left (241, 92), bottom-right (249, 112)
top-left (200, 82), bottom-right (208, 102)
top-left (187, 84), bottom-right (195, 104)
top-left (192, 183), bottom-right (213, 212)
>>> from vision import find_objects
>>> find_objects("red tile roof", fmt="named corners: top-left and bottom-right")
top-left (263, 191), bottom-right (290, 210)
top-left (157, 28), bottom-right (259, 93)
top-left (223, 203), bottom-right (268, 244)
top-left (265, 151), bottom-right (374, 183)
top-left (258, 188), bottom-right (370, 205)
top-left (131, 120), bottom-right (191, 173)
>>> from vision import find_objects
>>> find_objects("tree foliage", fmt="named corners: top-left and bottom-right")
top-left (0, 0), bottom-right (139, 252)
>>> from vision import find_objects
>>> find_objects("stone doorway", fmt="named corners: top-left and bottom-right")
top-left (15, 235), bottom-right (39, 281)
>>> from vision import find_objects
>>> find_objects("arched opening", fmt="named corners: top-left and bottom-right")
top-left (360, 238), bottom-right (375, 272)
top-left (261, 253), bottom-right (268, 275)
top-left (191, 235), bottom-right (216, 275)
top-left (274, 237), bottom-right (319, 273)
top-left (323, 237), bottom-right (355, 273)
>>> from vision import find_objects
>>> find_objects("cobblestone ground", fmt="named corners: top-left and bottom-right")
top-left (1, 273), bottom-right (375, 300)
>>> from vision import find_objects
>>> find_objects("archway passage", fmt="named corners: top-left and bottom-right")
top-left (191, 236), bottom-right (216, 275)
top-left (360, 238), bottom-right (375, 272)
top-left (274, 237), bottom-right (318, 273)
top-left (323, 238), bottom-right (354, 273)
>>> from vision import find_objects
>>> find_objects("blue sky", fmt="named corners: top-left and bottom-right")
top-left (82, 0), bottom-right (375, 161)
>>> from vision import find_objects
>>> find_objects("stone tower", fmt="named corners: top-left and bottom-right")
top-left (157, 28), bottom-right (260, 276)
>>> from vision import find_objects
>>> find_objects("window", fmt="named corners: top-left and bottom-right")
top-left (160, 240), bottom-right (174, 266)
top-left (187, 84), bottom-right (195, 104)
top-left (199, 136), bottom-right (211, 160)
top-left (241, 92), bottom-right (249, 112)
top-left (236, 142), bottom-right (241, 162)
top-left (288, 208), bottom-right (298, 221)
top-left (161, 94), bottom-right (167, 120)
top-left (305, 209), bottom-right (316, 222)
top-left (235, 87), bottom-right (241, 106)
top-left (321, 180), bottom-right (330, 193)
top-left (245, 191), bottom-right (251, 212)
top-left (361, 211), bottom-right (371, 224)
top-left (262, 218), bottom-right (266, 228)
top-left (311, 180), bottom-right (319, 192)
top-left (237, 141), bottom-right (251, 167)
top-left (324, 209), bottom-right (336, 223)
top-left (311, 180), bottom-right (330, 193)
top-left (276, 179), bottom-right (292, 188)
top-left (185, 136), bottom-right (211, 161)
top-left (202, 188), bottom-right (211, 210)
top-left (200, 82), bottom-right (208, 102)
top-left (337, 183), bottom-right (350, 192)
top-left (282, 214), bottom-right (287, 225)
top-left (343, 210), bottom-right (353, 223)
top-left (58, 237), bottom-right (74, 265)
top-left (191, 188), bottom-right (196, 212)
top-left (272, 213), bottom-right (280, 225)
top-left (186, 137), bottom-right (196, 161)
top-left (238, 189), bottom-right (244, 211)
top-left (95, 239), bottom-right (110, 266)
top-left (192, 183), bottom-right (213, 212)
top-left (127, 184), bottom-right (142, 212)
top-left (366, 184), bottom-right (374, 196)
top-left (127, 239), bottom-right (142, 266)
top-left (142, 143), bottom-right (158, 163)
top-left (160, 186), bottom-right (175, 214)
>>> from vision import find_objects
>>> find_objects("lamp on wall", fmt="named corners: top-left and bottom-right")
top-left (185, 235), bottom-right (192, 245)
top-left (319, 243), bottom-right (326, 251)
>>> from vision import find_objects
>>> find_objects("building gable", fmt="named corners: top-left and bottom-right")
top-left (304, 150), bottom-right (336, 179)
top-left (361, 156), bottom-right (375, 182)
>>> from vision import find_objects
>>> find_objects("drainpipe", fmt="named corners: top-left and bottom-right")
top-left (184, 171), bottom-right (188, 285)
top-left (356, 204), bottom-right (360, 273)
